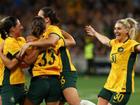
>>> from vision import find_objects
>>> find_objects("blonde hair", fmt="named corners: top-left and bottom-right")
top-left (135, 29), bottom-right (140, 42)
top-left (116, 17), bottom-right (138, 40)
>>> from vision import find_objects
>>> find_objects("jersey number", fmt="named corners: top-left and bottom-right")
top-left (48, 48), bottom-right (55, 65)
top-left (113, 93), bottom-right (124, 102)
top-left (38, 51), bottom-right (47, 66)
top-left (38, 48), bottom-right (56, 66)
top-left (111, 53), bottom-right (117, 63)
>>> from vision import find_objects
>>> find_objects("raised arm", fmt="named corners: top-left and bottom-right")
top-left (61, 30), bottom-right (76, 47)
top-left (85, 25), bottom-right (111, 47)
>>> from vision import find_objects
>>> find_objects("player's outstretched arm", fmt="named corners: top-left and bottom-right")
top-left (85, 25), bottom-right (111, 47)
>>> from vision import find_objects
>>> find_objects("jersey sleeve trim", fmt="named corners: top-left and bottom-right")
top-left (109, 40), bottom-right (112, 47)
top-left (134, 44), bottom-right (140, 53)
top-left (49, 32), bottom-right (65, 46)
top-left (49, 32), bottom-right (63, 39)
top-left (6, 51), bottom-right (19, 60)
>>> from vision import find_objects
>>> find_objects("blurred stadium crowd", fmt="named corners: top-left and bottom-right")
top-left (0, 0), bottom-right (140, 73)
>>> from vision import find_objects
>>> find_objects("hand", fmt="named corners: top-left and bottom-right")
top-left (19, 43), bottom-right (31, 57)
top-left (16, 52), bottom-right (22, 60)
top-left (85, 25), bottom-right (96, 37)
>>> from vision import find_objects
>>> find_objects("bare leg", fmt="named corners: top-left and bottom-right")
top-left (63, 87), bottom-right (81, 105)
top-left (0, 96), bottom-right (2, 105)
top-left (97, 97), bottom-right (109, 105)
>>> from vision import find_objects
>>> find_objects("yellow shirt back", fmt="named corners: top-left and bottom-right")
top-left (32, 25), bottom-right (64, 76)
top-left (60, 47), bottom-right (76, 72)
top-left (0, 37), bottom-right (4, 86)
top-left (2, 37), bottom-right (26, 85)
top-left (104, 39), bottom-right (140, 93)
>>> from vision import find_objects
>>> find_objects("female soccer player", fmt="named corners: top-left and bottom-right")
top-left (59, 30), bottom-right (81, 105)
top-left (36, 7), bottom-right (81, 105)
top-left (21, 8), bottom-right (65, 105)
top-left (0, 16), bottom-right (26, 105)
top-left (85, 18), bottom-right (140, 105)
top-left (0, 16), bottom-right (37, 105)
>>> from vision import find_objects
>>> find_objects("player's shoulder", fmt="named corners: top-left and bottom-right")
top-left (17, 37), bottom-right (26, 41)
top-left (5, 37), bottom-right (14, 43)
top-left (129, 39), bottom-right (138, 43)
top-left (109, 39), bottom-right (116, 46)
top-left (48, 25), bottom-right (60, 31)
top-left (127, 39), bottom-right (139, 46)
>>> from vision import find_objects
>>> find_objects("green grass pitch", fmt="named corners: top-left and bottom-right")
top-left (25, 75), bottom-right (140, 105)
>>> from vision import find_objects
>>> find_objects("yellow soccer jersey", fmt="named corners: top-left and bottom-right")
top-left (60, 47), bottom-right (76, 72)
top-left (2, 37), bottom-right (26, 85)
top-left (104, 39), bottom-right (140, 93)
top-left (32, 25), bottom-right (65, 76)
top-left (0, 37), bottom-right (4, 86)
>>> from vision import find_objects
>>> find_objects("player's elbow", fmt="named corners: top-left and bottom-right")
top-left (65, 39), bottom-right (76, 47)
top-left (72, 40), bottom-right (76, 45)
top-left (68, 41), bottom-right (76, 46)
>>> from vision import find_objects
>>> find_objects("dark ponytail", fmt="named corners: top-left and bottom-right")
top-left (0, 21), bottom-right (7, 39)
top-left (40, 7), bottom-right (59, 24)
top-left (0, 16), bottom-right (17, 39)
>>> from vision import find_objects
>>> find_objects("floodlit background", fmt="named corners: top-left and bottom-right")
top-left (1, 0), bottom-right (140, 105)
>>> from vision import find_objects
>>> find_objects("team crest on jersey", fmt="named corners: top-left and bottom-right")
top-left (118, 47), bottom-right (124, 52)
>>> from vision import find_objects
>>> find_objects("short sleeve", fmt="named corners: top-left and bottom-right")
top-left (109, 39), bottom-right (115, 47)
top-left (131, 40), bottom-right (140, 52)
top-left (4, 37), bottom-right (26, 56)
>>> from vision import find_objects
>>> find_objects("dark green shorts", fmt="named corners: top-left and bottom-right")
top-left (98, 88), bottom-right (131, 105)
top-left (59, 71), bottom-right (78, 102)
top-left (0, 86), bottom-right (1, 95)
top-left (27, 75), bottom-right (61, 105)
top-left (60, 71), bottom-right (78, 90)
top-left (1, 84), bottom-right (26, 105)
